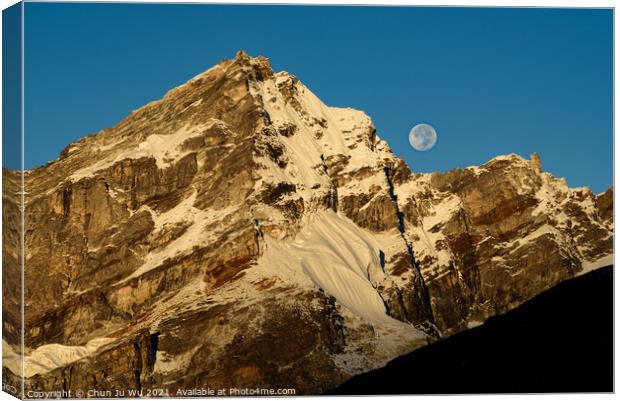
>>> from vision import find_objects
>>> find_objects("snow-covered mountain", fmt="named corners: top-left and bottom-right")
top-left (2, 51), bottom-right (613, 395)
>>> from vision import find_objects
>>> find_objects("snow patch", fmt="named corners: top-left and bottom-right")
top-left (3, 338), bottom-right (113, 378)
top-left (251, 72), bottom-right (386, 205)
top-left (498, 224), bottom-right (561, 255)
top-left (257, 210), bottom-right (407, 326)
top-left (119, 188), bottom-right (240, 283)
top-left (154, 346), bottom-right (199, 374)
top-left (332, 308), bottom-right (428, 375)
top-left (579, 254), bottom-right (613, 276)
top-left (414, 194), bottom-right (462, 271)
top-left (68, 124), bottom-right (207, 181)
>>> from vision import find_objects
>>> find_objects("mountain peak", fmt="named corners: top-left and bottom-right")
top-left (235, 49), bottom-right (251, 60)
top-left (6, 51), bottom-right (612, 395)
top-left (229, 49), bottom-right (274, 78)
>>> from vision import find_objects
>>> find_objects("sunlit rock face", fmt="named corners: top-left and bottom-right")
top-left (2, 51), bottom-right (612, 396)
top-left (395, 155), bottom-right (612, 334)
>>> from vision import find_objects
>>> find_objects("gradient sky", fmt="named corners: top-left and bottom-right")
top-left (22, 4), bottom-right (613, 192)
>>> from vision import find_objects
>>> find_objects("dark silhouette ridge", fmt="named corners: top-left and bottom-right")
top-left (329, 266), bottom-right (613, 394)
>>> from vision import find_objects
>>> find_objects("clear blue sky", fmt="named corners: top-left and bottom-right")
top-left (2, 2), bottom-right (21, 169)
top-left (22, 4), bottom-right (612, 192)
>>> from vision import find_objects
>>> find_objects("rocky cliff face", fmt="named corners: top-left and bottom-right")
top-left (2, 51), bottom-right (613, 397)
top-left (394, 154), bottom-right (613, 334)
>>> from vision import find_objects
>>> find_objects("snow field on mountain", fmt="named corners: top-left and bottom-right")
top-left (253, 73), bottom-right (384, 192)
top-left (3, 338), bottom-right (114, 378)
top-left (67, 123), bottom-right (208, 182)
top-left (580, 254), bottom-right (614, 276)
top-left (257, 210), bottom-right (409, 326)
top-left (412, 192), bottom-right (462, 274)
top-left (255, 76), bottom-right (335, 189)
top-left (119, 188), bottom-right (240, 283)
top-left (332, 308), bottom-right (428, 376)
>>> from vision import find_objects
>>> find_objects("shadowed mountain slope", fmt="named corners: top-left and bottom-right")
top-left (330, 266), bottom-right (613, 394)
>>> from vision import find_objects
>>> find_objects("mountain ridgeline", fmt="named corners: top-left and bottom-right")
top-left (2, 51), bottom-right (613, 396)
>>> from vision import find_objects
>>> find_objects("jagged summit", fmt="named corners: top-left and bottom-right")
top-left (235, 49), bottom-right (252, 59)
top-left (3, 52), bottom-right (613, 395)
top-left (28, 51), bottom-right (269, 167)
top-left (233, 49), bottom-right (271, 66)
top-left (28, 51), bottom-right (335, 177)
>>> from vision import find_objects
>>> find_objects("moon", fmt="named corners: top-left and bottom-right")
top-left (409, 123), bottom-right (437, 151)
